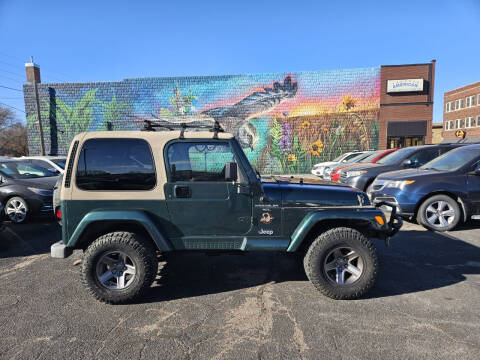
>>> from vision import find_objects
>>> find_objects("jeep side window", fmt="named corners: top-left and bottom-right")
top-left (167, 142), bottom-right (240, 182)
top-left (76, 138), bottom-right (156, 190)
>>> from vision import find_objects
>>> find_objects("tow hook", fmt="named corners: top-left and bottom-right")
top-left (375, 202), bottom-right (403, 246)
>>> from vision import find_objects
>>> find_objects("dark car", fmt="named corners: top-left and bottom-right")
top-left (339, 144), bottom-right (464, 192)
top-left (370, 144), bottom-right (480, 231)
top-left (0, 159), bottom-right (59, 223)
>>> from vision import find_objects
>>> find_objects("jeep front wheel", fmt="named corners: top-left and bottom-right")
top-left (81, 232), bottom-right (158, 304)
top-left (304, 227), bottom-right (378, 300)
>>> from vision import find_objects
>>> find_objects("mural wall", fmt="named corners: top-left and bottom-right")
top-left (23, 67), bottom-right (381, 174)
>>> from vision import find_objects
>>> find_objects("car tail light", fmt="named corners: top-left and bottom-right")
top-left (55, 208), bottom-right (62, 221)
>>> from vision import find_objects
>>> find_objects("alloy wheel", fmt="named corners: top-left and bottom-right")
top-left (95, 251), bottom-right (137, 290)
top-left (425, 200), bottom-right (455, 229)
top-left (5, 198), bottom-right (27, 223)
top-left (323, 247), bottom-right (364, 285)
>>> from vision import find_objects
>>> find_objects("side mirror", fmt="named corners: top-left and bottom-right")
top-left (474, 166), bottom-right (480, 176)
top-left (225, 162), bottom-right (238, 181)
top-left (402, 159), bottom-right (412, 167)
top-left (0, 175), bottom-right (5, 184)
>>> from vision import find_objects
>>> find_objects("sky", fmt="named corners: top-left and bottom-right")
top-left (0, 0), bottom-right (479, 124)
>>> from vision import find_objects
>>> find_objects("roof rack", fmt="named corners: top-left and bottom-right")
top-left (141, 118), bottom-right (224, 139)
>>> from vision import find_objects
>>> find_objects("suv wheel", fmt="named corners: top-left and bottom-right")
top-left (417, 195), bottom-right (460, 232)
top-left (81, 232), bottom-right (158, 304)
top-left (304, 227), bottom-right (378, 300)
top-left (5, 196), bottom-right (29, 223)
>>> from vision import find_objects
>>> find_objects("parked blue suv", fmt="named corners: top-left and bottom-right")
top-left (370, 144), bottom-right (480, 231)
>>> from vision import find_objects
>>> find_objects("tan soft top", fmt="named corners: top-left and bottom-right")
top-left (72, 130), bottom-right (234, 143)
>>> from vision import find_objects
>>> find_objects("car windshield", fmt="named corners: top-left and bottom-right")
top-left (0, 160), bottom-right (57, 179)
top-left (421, 147), bottom-right (480, 172)
top-left (376, 147), bottom-right (417, 165)
top-left (359, 150), bottom-right (383, 163)
top-left (332, 154), bottom-right (345, 162)
top-left (51, 158), bottom-right (66, 169)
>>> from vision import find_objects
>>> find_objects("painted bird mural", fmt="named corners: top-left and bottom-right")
top-left (141, 76), bottom-right (298, 150)
top-left (202, 76), bottom-right (298, 149)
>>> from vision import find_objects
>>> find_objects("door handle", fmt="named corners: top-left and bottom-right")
top-left (174, 185), bottom-right (191, 198)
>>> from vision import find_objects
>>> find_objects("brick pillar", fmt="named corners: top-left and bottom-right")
top-left (25, 62), bottom-right (41, 84)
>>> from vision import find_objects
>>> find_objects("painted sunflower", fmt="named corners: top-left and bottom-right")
top-left (287, 154), bottom-right (297, 162)
top-left (301, 120), bottom-right (311, 130)
top-left (310, 140), bottom-right (324, 156)
top-left (342, 95), bottom-right (358, 111)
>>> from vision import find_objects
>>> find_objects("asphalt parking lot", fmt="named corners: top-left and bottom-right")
top-left (1, 219), bottom-right (480, 360)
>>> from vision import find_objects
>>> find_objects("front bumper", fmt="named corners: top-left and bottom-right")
top-left (51, 241), bottom-right (73, 258)
top-left (374, 202), bottom-right (403, 242)
top-left (340, 174), bottom-right (371, 191)
top-left (370, 190), bottom-right (416, 217)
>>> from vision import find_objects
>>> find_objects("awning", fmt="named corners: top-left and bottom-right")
top-left (387, 120), bottom-right (427, 137)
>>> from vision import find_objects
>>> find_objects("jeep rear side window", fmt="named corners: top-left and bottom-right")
top-left (167, 142), bottom-right (236, 182)
top-left (76, 138), bottom-right (156, 191)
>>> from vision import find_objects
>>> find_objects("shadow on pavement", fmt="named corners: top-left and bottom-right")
top-left (142, 228), bottom-right (480, 303)
top-left (0, 220), bottom-right (60, 258)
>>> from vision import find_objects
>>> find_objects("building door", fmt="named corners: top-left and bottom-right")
top-left (388, 136), bottom-right (424, 149)
top-left (387, 121), bottom-right (427, 148)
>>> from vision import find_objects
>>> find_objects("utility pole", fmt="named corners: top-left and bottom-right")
top-left (29, 56), bottom-right (46, 155)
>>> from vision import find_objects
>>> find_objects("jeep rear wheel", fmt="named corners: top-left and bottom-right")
top-left (81, 232), bottom-right (158, 304)
top-left (304, 227), bottom-right (378, 300)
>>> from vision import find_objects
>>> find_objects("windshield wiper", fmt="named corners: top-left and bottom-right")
top-left (422, 167), bottom-right (439, 171)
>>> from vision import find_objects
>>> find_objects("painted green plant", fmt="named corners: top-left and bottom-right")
top-left (99, 96), bottom-right (132, 131)
top-left (159, 83), bottom-right (197, 117)
top-left (52, 89), bottom-right (98, 147)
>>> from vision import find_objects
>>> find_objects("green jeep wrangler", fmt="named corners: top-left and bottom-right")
top-left (51, 121), bottom-right (401, 304)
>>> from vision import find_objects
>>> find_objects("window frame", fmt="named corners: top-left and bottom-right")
top-left (75, 138), bottom-right (157, 192)
top-left (445, 102), bottom-right (452, 112)
top-left (466, 116), bottom-right (475, 128)
top-left (163, 139), bottom-right (247, 184)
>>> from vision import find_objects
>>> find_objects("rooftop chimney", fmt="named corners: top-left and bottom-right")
top-left (25, 56), bottom-right (41, 84)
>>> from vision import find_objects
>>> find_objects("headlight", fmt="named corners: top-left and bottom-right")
top-left (324, 167), bottom-right (332, 175)
top-left (28, 187), bottom-right (54, 196)
top-left (385, 180), bottom-right (415, 189)
top-left (346, 170), bottom-right (366, 178)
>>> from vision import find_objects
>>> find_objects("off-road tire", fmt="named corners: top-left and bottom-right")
top-left (81, 232), bottom-right (158, 304)
top-left (417, 194), bottom-right (461, 232)
top-left (304, 227), bottom-right (378, 300)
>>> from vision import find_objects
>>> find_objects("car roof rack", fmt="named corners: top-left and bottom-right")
top-left (141, 118), bottom-right (224, 139)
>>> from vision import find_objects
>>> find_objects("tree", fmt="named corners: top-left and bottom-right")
top-left (0, 106), bottom-right (28, 156)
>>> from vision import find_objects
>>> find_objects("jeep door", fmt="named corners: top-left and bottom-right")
top-left (164, 140), bottom-right (253, 237)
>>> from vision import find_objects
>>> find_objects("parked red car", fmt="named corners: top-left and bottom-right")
top-left (330, 149), bottom-right (397, 182)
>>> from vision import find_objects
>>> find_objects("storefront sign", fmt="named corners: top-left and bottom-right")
top-left (387, 79), bottom-right (424, 93)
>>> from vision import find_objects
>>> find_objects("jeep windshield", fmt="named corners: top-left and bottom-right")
top-left (0, 160), bottom-right (57, 179)
top-left (421, 147), bottom-right (480, 172)
top-left (375, 147), bottom-right (417, 165)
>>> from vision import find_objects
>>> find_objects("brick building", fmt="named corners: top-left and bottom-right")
top-left (442, 81), bottom-right (480, 143)
top-left (23, 60), bottom-right (435, 173)
top-left (379, 61), bottom-right (435, 149)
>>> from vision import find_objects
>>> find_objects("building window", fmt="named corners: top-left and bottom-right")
top-left (466, 95), bottom-right (475, 108)
top-left (455, 99), bottom-right (464, 110)
top-left (478, 94), bottom-right (480, 106)
top-left (466, 117), bottom-right (475, 128)
top-left (446, 102), bottom-right (452, 112)
top-left (455, 119), bottom-right (464, 129)
top-left (478, 115), bottom-right (480, 127)
top-left (445, 120), bottom-right (453, 130)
